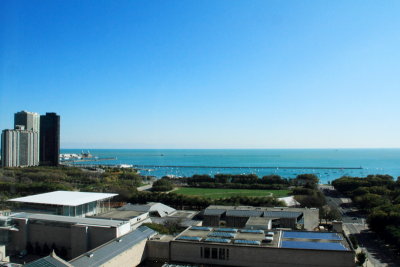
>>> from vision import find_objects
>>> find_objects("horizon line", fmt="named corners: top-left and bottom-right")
top-left (60, 147), bottom-right (400, 150)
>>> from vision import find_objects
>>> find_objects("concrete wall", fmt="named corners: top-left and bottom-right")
top-left (10, 219), bottom-right (27, 253)
top-left (88, 227), bottom-right (118, 250)
top-left (303, 209), bottom-right (319, 230)
top-left (170, 241), bottom-right (355, 267)
top-left (70, 226), bottom-right (88, 258)
top-left (129, 212), bottom-right (149, 228)
top-left (279, 218), bottom-right (296, 229)
top-left (28, 223), bottom-right (71, 252)
top-left (226, 216), bottom-right (249, 228)
top-left (146, 240), bottom-right (170, 261)
top-left (99, 239), bottom-right (147, 267)
top-left (9, 218), bottom-right (120, 259)
top-left (203, 215), bottom-right (220, 227)
top-left (0, 244), bottom-right (9, 262)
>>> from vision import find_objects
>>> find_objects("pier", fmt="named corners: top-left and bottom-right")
top-left (61, 157), bottom-right (117, 164)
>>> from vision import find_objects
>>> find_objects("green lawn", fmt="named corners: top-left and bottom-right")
top-left (174, 187), bottom-right (290, 199)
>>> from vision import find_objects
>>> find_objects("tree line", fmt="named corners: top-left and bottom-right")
top-left (165, 173), bottom-right (320, 190)
top-left (129, 191), bottom-right (284, 210)
top-left (332, 174), bottom-right (400, 252)
top-left (0, 166), bottom-right (328, 211)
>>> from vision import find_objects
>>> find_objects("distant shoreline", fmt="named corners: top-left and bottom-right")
top-left (61, 148), bottom-right (400, 150)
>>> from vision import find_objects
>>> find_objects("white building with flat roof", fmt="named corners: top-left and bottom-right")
top-left (8, 191), bottom-right (118, 217)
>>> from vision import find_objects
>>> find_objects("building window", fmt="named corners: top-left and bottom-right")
top-left (227, 248), bottom-right (230, 260)
top-left (204, 247), bottom-right (210, 258)
top-left (212, 248), bottom-right (218, 259)
top-left (219, 248), bottom-right (225, 260)
top-left (200, 247), bottom-right (203, 258)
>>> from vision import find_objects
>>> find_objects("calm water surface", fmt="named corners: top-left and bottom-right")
top-left (61, 149), bottom-right (400, 184)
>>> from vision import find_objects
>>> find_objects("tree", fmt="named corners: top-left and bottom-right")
top-left (354, 193), bottom-right (390, 211)
top-left (327, 206), bottom-right (341, 222)
top-left (215, 174), bottom-right (231, 183)
top-left (293, 174), bottom-right (319, 188)
top-left (349, 235), bottom-right (358, 249)
top-left (356, 251), bottom-right (366, 266)
top-left (152, 179), bottom-right (174, 192)
top-left (119, 172), bottom-right (142, 187)
top-left (295, 190), bottom-right (326, 208)
top-left (261, 175), bottom-right (286, 185)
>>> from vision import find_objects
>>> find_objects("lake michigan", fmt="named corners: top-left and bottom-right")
top-left (60, 149), bottom-right (400, 184)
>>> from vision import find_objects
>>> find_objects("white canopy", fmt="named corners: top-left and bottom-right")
top-left (9, 191), bottom-right (117, 207)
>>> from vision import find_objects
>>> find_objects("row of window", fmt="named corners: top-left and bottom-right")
top-left (200, 247), bottom-right (230, 260)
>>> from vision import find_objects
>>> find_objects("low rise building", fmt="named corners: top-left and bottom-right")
top-left (25, 251), bottom-right (72, 267)
top-left (119, 202), bottom-right (176, 217)
top-left (69, 226), bottom-right (156, 267)
top-left (5, 212), bottom-right (130, 259)
top-left (203, 205), bottom-right (319, 230)
top-left (90, 209), bottom-right (150, 230)
top-left (165, 226), bottom-right (355, 267)
top-left (8, 191), bottom-right (117, 217)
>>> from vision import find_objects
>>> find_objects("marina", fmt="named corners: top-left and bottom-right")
top-left (59, 149), bottom-right (400, 183)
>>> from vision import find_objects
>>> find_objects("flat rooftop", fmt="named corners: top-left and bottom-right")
top-left (92, 210), bottom-right (146, 220)
top-left (11, 212), bottom-right (127, 228)
top-left (173, 227), bottom-right (352, 252)
top-left (174, 226), bottom-right (280, 248)
top-left (205, 205), bottom-right (315, 213)
top-left (8, 191), bottom-right (117, 207)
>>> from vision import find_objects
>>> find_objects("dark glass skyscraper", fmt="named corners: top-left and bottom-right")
top-left (40, 113), bottom-right (60, 166)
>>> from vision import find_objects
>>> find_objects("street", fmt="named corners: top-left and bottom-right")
top-left (319, 185), bottom-right (399, 267)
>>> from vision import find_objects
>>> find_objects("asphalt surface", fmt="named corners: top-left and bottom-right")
top-left (137, 183), bottom-right (153, 191)
top-left (319, 185), bottom-right (399, 267)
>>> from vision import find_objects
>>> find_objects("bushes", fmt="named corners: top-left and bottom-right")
top-left (356, 251), bottom-right (366, 266)
top-left (142, 222), bottom-right (183, 235)
top-left (349, 235), bottom-right (358, 249)
top-left (187, 182), bottom-right (286, 190)
top-left (129, 191), bottom-right (284, 210)
top-left (184, 173), bottom-right (290, 190)
top-left (0, 166), bottom-right (144, 203)
top-left (152, 179), bottom-right (174, 192)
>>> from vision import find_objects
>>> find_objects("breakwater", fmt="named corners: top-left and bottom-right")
top-left (134, 165), bottom-right (362, 170)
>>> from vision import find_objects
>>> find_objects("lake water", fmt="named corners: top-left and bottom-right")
top-left (60, 149), bottom-right (400, 184)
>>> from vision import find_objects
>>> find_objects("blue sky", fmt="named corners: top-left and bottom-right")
top-left (1, 0), bottom-right (400, 148)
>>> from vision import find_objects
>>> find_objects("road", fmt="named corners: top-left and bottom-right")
top-left (319, 185), bottom-right (399, 267)
top-left (137, 183), bottom-right (153, 191)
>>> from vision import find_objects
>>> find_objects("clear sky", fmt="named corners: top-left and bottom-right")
top-left (1, 0), bottom-right (400, 149)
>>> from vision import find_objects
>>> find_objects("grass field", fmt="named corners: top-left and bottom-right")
top-left (174, 187), bottom-right (290, 199)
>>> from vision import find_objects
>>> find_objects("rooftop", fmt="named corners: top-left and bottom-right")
top-left (174, 226), bottom-right (280, 248)
top-left (174, 226), bottom-right (352, 252)
top-left (205, 205), bottom-right (314, 213)
top-left (263, 211), bottom-right (303, 219)
top-left (11, 212), bottom-right (128, 228)
top-left (8, 191), bottom-right (117, 207)
top-left (92, 210), bottom-right (146, 220)
top-left (24, 251), bottom-right (73, 267)
top-left (119, 202), bottom-right (176, 217)
top-left (70, 226), bottom-right (156, 267)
